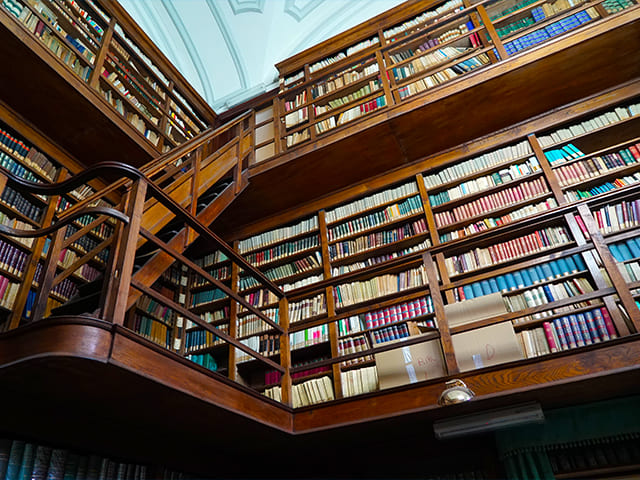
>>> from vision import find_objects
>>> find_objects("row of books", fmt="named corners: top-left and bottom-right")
top-left (106, 55), bottom-right (164, 114)
top-left (262, 252), bottom-right (322, 282)
top-left (327, 195), bottom-right (423, 242)
top-left (0, 185), bottom-right (43, 222)
top-left (390, 44), bottom-right (475, 81)
top-left (451, 254), bottom-right (587, 301)
top-left (503, 276), bottom-right (595, 313)
top-left (130, 314), bottom-right (171, 349)
top-left (281, 272), bottom-right (324, 292)
top-left (602, 0), bottom-right (635, 12)
top-left (609, 236), bottom-right (640, 263)
top-left (314, 79), bottom-right (382, 116)
top-left (0, 239), bottom-right (28, 277)
top-left (0, 150), bottom-right (40, 183)
top-left (243, 234), bottom-right (319, 267)
top-left (101, 66), bottom-right (160, 125)
top-left (428, 156), bottom-right (541, 206)
top-left (241, 287), bottom-right (278, 309)
top-left (263, 360), bottom-right (332, 386)
top-left (488, 0), bottom-right (539, 21)
top-left (396, 53), bottom-right (491, 99)
top-left (289, 293), bottom-right (326, 323)
top-left (196, 306), bottom-right (229, 326)
top-left (325, 181), bottom-right (418, 224)
top-left (236, 333), bottom-right (279, 363)
top-left (310, 62), bottom-right (379, 99)
top-left (189, 287), bottom-right (227, 308)
top-left (537, 103), bottom-right (638, 148)
top-left (237, 313), bottom-right (274, 338)
top-left (331, 238), bottom-right (431, 276)
top-left (618, 260), bottom-right (640, 283)
top-left (372, 322), bottom-right (430, 344)
top-left (439, 198), bottom-right (558, 242)
top-left (341, 365), bottom-right (379, 397)
top-left (192, 264), bottom-right (230, 287)
top-left (137, 295), bottom-right (174, 323)
top-left (186, 352), bottom-right (218, 372)
top-left (0, 439), bottom-right (190, 480)
top-left (544, 143), bottom-right (584, 164)
top-left (194, 250), bottom-right (228, 268)
top-left (444, 226), bottom-right (572, 276)
top-left (564, 173), bottom-right (640, 201)
top-left (328, 218), bottom-right (428, 260)
top-left (554, 147), bottom-right (640, 187)
top-left (184, 324), bottom-right (226, 353)
top-left (518, 307), bottom-right (617, 357)
top-left (496, 9), bottom-right (599, 57)
top-left (333, 264), bottom-right (428, 309)
top-left (282, 90), bottom-right (306, 112)
top-left (383, 0), bottom-right (464, 40)
top-left (284, 129), bottom-right (310, 148)
top-left (0, 212), bottom-right (34, 247)
top-left (333, 95), bottom-right (386, 127)
top-left (308, 36), bottom-right (379, 73)
top-left (338, 334), bottom-right (372, 366)
top-left (238, 216), bottom-right (318, 254)
top-left (1, 137), bottom-right (56, 183)
top-left (284, 106), bottom-right (308, 129)
top-left (0, 274), bottom-right (19, 309)
top-left (423, 140), bottom-right (533, 188)
top-left (592, 199), bottom-right (640, 234)
top-left (433, 178), bottom-right (550, 227)
top-left (290, 324), bottom-right (329, 350)
top-left (51, 277), bottom-right (78, 301)
top-left (291, 376), bottom-right (335, 407)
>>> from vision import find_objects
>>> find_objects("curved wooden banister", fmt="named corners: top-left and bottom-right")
top-left (0, 205), bottom-right (129, 237)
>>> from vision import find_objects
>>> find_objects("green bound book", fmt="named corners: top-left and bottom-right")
top-left (17, 442), bottom-right (35, 480)
top-left (31, 445), bottom-right (53, 480)
top-left (0, 438), bottom-right (13, 480)
top-left (6, 440), bottom-right (25, 480)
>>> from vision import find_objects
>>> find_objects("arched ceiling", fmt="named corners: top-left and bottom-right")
top-left (119, 0), bottom-right (405, 113)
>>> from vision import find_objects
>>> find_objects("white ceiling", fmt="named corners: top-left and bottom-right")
top-left (119, 0), bottom-right (405, 113)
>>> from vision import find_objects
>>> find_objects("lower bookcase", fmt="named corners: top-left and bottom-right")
top-left (0, 436), bottom-right (193, 480)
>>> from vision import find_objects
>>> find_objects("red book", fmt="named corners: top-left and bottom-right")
top-left (543, 322), bottom-right (558, 352)
top-left (628, 144), bottom-right (640, 160)
top-left (575, 215), bottom-right (590, 238)
top-left (599, 308), bottom-right (618, 339)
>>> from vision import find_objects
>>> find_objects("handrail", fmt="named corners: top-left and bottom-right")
top-left (2, 161), bottom-right (283, 298)
top-left (60, 109), bottom-right (254, 219)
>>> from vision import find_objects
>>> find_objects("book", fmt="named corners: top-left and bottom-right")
top-left (17, 442), bottom-right (35, 480)
top-left (6, 440), bottom-right (25, 480)
top-left (31, 445), bottom-right (52, 480)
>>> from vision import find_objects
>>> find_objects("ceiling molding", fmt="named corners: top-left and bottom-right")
top-left (205, 0), bottom-right (249, 90)
top-left (227, 0), bottom-right (265, 15)
top-left (161, 0), bottom-right (215, 103)
top-left (284, 0), bottom-right (324, 22)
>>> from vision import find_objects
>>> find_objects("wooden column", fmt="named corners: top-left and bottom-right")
top-left (88, 17), bottom-right (116, 89)
top-left (102, 179), bottom-right (147, 325)
top-left (278, 296), bottom-right (292, 406)
top-left (476, 4), bottom-right (508, 60)
top-left (528, 133), bottom-right (566, 204)
top-left (227, 243), bottom-right (240, 382)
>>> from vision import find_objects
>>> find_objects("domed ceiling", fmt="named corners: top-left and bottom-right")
top-left (119, 0), bottom-right (405, 113)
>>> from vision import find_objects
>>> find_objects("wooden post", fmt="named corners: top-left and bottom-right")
top-left (102, 179), bottom-right (147, 325)
top-left (227, 243), bottom-right (240, 382)
top-left (476, 5), bottom-right (508, 60)
top-left (528, 133), bottom-right (566, 205)
top-left (278, 296), bottom-right (292, 406)
top-left (88, 17), bottom-right (115, 89)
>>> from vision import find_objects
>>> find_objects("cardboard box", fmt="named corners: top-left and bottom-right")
top-left (452, 321), bottom-right (524, 372)
top-left (375, 335), bottom-right (447, 390)
top-left (444, 292), bottom-right (507, 328)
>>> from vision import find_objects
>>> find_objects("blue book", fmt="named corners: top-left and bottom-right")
top-left (6, 441), bottom-right (25, 480)
top-left (542, 284), bottom-right (555, 302)
top-left (553, 318), bottom-right (569, 350)
top-left (17, 443), bottom-right (34, 480)
top-left (463, 284), bottom-right (474, 300)
top-left (616, 242), bottom-right (633, 261)
top-left (565, 256), bottom-right (578, 273)
top-left (569, 314), bottom-right (586, 347)
top-left (488, 278), bottom-right (500, 293)
top-left (513, 271), bottom-right (525, 289)
top-left (496, 275), bottom-right (508, 291)
top-left (627, 238), bottom-right (640, 258)
top-left (556, 258), bottom-right (570, 275)
top-left (572, 254), bottom-right (586, 271)
top-left (527, 267), bottom-right (540, 284)
top-left (472, 282), bottom-right (484, 298)
top-left (480, 280), bottom-right (493, 295)
top-left (549, 260), bottom-right (562, 278)
top-left (521, 268), bottom-right (532, 287)
top-left (505, 273), bottom-right (517, 290)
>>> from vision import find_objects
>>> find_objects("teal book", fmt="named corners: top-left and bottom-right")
top-left (62, 452), bottom-right (79, 480)
top-left (0, 438), bottom-right (12, 480)
top-left (6, 439), bottom-right (25, 480)
top-left (46, 449), bottom-right (67, 480)
top-left (17, 442), bottom-right (35, 480)
top-left (31, 445), bottom-right (52, 480)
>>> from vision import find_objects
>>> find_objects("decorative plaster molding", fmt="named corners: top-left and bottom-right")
top-left (284, 0), bottom-right (323, 22)
top-left (227, 0), bottom-right (265, 15)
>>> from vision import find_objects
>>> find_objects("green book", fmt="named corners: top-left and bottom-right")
top-left (17, 442), bottom-right (35, 480)
top-left (6, 440), bottom-right (25, 480)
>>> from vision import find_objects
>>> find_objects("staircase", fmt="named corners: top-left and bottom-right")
top-left (40, 110), bottom-right (254, 319)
